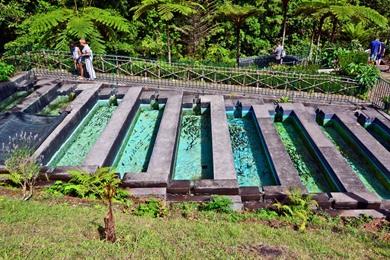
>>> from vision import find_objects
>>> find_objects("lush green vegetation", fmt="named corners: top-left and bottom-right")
top-left (0, 0), bottom-right (388, 65)
top-left (0, 61), bottom-right (14, 81)
top-left (0, 188), bottom-right (389, 258)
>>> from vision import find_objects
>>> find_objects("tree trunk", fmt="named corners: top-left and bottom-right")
top-left (316, 16), bottom-right (326, 47)
top-left (104, 199), bottom-right (116, 243)
top-left (236, 24), bottom-right (241, 67)
top-left (281, 1), bottom-right (289, 47)
top-left (331, 16), bottom-right (338, 42)
top-left (166, 26), bottom-right (172, 64)
top-left (308, 23), bottom-right (316, 61)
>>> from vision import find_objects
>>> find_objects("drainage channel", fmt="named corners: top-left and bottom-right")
top-left (173, 106), bottom-right (213, 180)
top-left (48, 99), bottom-right (119, 167)
top-left (364, 120), bottom-right (390, 152)
top-left (0, 90), bottom-right (31, 112)
top-left (38, 93), bottom-right (77, 116)
top-left (227, 108), bottom-right (278, 187)
top-left (112, 104), bottom-right (165, 177)
top-left (320, 118), bottom-right (390, 200)
top-left (274, 112), bottom-right (341, 193)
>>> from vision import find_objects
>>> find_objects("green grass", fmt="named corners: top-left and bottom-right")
top-left (0, 192), bottom-right (389, 259)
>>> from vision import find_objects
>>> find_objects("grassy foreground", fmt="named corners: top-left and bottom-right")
top-left (0, 191), bottom-right (389, 259)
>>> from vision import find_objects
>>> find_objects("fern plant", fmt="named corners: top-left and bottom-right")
top-left (218, 1), bottom-right (264, 67)
top-left (131, 0), bottom-right (201, 63)
top-left (46, 167), bottom-right (128, 202)
top-left (10, 5), bottom-right (130, 53)
top-left (273, 189), bottom-right (318, 232)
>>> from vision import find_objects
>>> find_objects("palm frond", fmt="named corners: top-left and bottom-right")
top-left (28, 9), bottom-right (72, 33)
top-left (84, 7), bottom-right (130, 32)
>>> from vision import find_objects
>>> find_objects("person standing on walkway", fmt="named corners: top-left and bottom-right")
top-left (70, 42), bottom-right (83, 78)
top-left (273, 42), bottom-right (285, 65)
top-left (377, 41), bottom-right (386, 65)
top-left (369, 38), bottom-right (381, 63)
top-left (79, 39), bottom-right (96, 80)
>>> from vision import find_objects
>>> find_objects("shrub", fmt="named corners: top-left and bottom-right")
top-left (320, 47), bottom-right (349, 68)
top-left (46, 167), bottom-right (128, 203)
top-left (3, 132), bottom-right (41, 200)
top-left (199, 195), bottom-right (233, 213)
top-left (255, 208), bottom-right (279, 221)
top-left (343, 63), bottom-right (380, 92)
top-left (270, 64), bottom-right (321, 74)
top-left (0, 61), bottom-right (15, 81)
top-left (134, 199), bottom-right (168, 218)
top-left (273, 189), bottom-right (318, 232)
top-left (338, 51), bottom-right (368, 69)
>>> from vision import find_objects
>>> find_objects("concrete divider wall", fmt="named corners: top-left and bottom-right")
top-left (334, 113), bottom-right (390, 175)
top-left (201, 95), bottom-right (236, 181)
top-left (21, 80), bottom-right (61, 113)
top-left (291, 106), bottom-right (367, 193)
top-left (34, 84), bottom-right (101, 164)
top-left (121, 92), bottom-right (183, 189)
top-left (83, 87), bottom-right (143, 167)
top-left (252, 104), bottom-right (306, 192)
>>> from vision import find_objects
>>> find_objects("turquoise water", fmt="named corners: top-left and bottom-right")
top-left (113, 104), bottom-right (164, 176)
top-left (227, 110), bottom-right (276, 187)
top-left (274, 116), bottom-right (339, 193)
top-left (173, 108), bottom-right (213, 180)
top-left (365, 122), bottom-right (390, 152)
top-left (48, 100), bottom-right (117, 167)
top-left (321, 120), bottom-right (390, 199)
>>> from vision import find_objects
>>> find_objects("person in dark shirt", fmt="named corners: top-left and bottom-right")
top-left (369, 38), bottom-right (381, 63)
top-left (377, 41), bottom-right (386, 65)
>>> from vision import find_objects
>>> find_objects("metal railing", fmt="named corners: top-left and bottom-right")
top-left (3, 50), bottom-right (373, 105)
top-left (370, 78), bottom-right (390, 110)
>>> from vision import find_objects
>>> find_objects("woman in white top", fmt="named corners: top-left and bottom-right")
top-left (71, 42), bottom-right (83, 78)
top-left (79, 39), bottom-right (96, 80)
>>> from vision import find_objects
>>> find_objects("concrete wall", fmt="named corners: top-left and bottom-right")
top-left (83, 87), bottom-right (143, 166)
top-left (34, 83), bottom-right (102, 164)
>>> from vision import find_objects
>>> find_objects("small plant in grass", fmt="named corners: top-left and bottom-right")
top-left (46, 167), bottom-right (128, 202)
top-left (101, 168), bottom-right (121, 243)
top-left (255, 208), bottom-right (279, 221)
top-left (273, 188), bottom-right (318, 232)
top-left (134, 198), bottom-right (168, 218)
top-left (179, 202), bottom-right (198, 219)
top-left (199, 195), bottom-right (233, 213)
top-left (3, 132), bottom-right (41, 200)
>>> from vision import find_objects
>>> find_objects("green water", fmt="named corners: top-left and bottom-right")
top-left (39, 95), bottom-right (72, 116)
top-left (0, 91), bottom-right (30, 112)
top-left (365, 122), bottom-right (390, 152)
top-left (113, 104), bottom-right (164, 176)
top-left (174, 108), bottom-right (213, 180)
top-left (321, 120), bottom-right (390, 199)
top-left (48, 100), bottom-right (117, 167)
top-left (274, 117), bottom-right (338, 193)
top-left (227, 110), bottom-right (276, 187)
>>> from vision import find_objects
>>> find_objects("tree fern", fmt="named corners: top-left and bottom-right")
top-left (12, 5), bottom-right (130, 54)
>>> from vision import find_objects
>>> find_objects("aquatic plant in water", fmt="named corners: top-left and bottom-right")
top-left (182, 115), bottom-right (201, 150)
top-left (49, 101), bottom-right (117, 166)
top-left (274, 120), bottom-right (332, 193)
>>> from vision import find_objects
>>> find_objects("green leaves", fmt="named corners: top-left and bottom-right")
top-left (46, 167), bottom-right (128, 203)
top-left (0, 61), bottom-right (15, 81)
top-left (12, 6), bottom-right (130, 54)
top-left (131, 0), bottom-right (200, 21)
